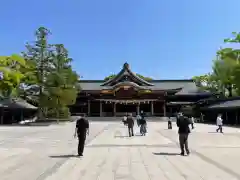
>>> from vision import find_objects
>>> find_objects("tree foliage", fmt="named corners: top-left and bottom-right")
top-left (0, 55), bottom-right (26, 97)
top-left (44, 44), bottom-right (79, 120)
top-left (194, 32), bottom-right (240, 97)
top-left (104, 73), bottom-right (153, 81)
top-left (0, 27), bottom-right (80, 120)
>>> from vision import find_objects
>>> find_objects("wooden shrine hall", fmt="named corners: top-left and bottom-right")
top-left (70, 63), bottom-right (212, 117)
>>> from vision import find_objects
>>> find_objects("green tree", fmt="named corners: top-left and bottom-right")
top-left (217, 32), bottom-right (240, 95)
top-left (22, 27), bottom-right (54, 119)
top-left (104, 74), bottom-right (117, 81)
top-left (192, 74), bottom-right (219, 93)
top-left (193, 32), bottom-right (240, 97)
top-left (104, 74), bottom-right (153, 81)
top-left (212, 52), bottom-right (236, 97)
top-left (135, 73), bottom-right (153, 81)
top-left (0, 55), bottom-right (26, 97)
top-left (45, 44), bottom-right (79, 121)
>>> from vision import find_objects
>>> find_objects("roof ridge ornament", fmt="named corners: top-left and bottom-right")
top-left (123, 62), bottom-right (129, 69)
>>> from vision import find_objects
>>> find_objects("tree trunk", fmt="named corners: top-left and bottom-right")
top-left (56, 96), bottom-right (60, 123)
top-left (37, 46), bottom-right (45, 121)
top-left (227, 85), bottom-right (233, 97)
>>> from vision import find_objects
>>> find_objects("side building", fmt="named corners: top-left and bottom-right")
top-left (70, 63), bottom-right (212, 117)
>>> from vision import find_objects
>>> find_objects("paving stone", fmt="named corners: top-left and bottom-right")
top-left (1, 120), bottom-right (240, 180)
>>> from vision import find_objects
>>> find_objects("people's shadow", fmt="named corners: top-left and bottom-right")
top-left (134, 134), bottom-right (143, 136)
top-left (114, 135), bottom-right (129, 138)
top-left (153, 152), bottom-right (180, 156)
top-left (208, 131), bottom-right (218, 134)
top-left (49, 154), bottom-right (79, 158)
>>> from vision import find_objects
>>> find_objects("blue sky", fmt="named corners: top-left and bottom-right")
top-left (1, 0), bottom-right (240, 80)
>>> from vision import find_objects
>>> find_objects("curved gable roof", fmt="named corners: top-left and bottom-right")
top-left (101, 63), bottom-right (154, 86)
top-left (111, 81), bottom-right (148, 90)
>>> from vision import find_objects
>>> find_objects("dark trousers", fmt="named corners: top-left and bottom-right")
top-left (179, 133), bottom-right (189, 154)
top-left (78, 133), bottom-right (86, 155)
top-left (140, 124), bottom-right (146, 135)
top-left (168, 121), bottom-right (172, 129)
top-left (191, 123), bottom-right (194, 129)
top-left (216, 125), bottom-right (223, 133)
top-left (128, 126), bottom-right (134, 137)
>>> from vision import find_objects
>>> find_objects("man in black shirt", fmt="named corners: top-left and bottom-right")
top-left (126, 113), bottom-right (134, 137)
top-left (176, 113), bottom-right (191, 156)
top-left (74, 116), bottom-right (89, 157)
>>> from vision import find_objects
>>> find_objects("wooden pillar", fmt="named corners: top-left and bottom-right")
top-left (0, 108), bottom-right (3, 124)
top-left (163, 101), bottom-right (166, 117)
top-left (236, 111), bottom-right (238, 125)
top-left (87, 100), bottom-right (90, 116)
top-left (226, 112), bottom-right (228, 124)
top-left (151, 101), bottom-right (154, 116)
top-left (137, 104), bottom-right (140, 115)
top-left (21, 111), bottom-right (23, 121)
top-left (100, 101), bottom-right (103, 117)
top-left (113, 102), bottom-right (116, 116)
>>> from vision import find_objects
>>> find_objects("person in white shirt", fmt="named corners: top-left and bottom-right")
top-left (190, 116), bottom-right (195, 129)
top-left (136, 114), bottom-right (141, 127)
top-left (216, 114), bottom-right (223, 133)
top-left (122, 114), bottom-right (127, 126)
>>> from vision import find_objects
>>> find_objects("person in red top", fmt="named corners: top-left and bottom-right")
top-left (74, 116), bottom-right (89, 157)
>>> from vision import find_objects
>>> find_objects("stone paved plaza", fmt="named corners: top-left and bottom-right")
top-left (1, 118), bottom-right (240, 180)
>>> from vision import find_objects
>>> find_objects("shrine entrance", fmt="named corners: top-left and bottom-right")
top-left (97, 99), bottom-right (161, 117)
top-left (116, 103), bottom-right (137, 116)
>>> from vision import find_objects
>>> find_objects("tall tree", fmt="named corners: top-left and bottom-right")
top-left (212, 52), bottom-right (236, 97)
top-left (218, 32), bottom-right (240, 95)
top-left (45, 44), bottom-right (79, 121)
top-left (22, 27), bottom-right (54, 119)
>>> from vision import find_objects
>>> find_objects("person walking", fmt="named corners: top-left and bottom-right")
top-left (216, 114), bottom-right (223, 133)
top-left (122, 114), bottom-right (127, 126)
top-left (190, 116), bottom-right (195, 129)
top-left (139, 116), bottom-right (147, 136)
top-left (74, 116), bottom-right (89, 157)
top-left (140, 110), bottom-right (145, 120)
top-left (168, 115), bottom-right (172, 129)
top-left (136, 114), bottom-right (141, 127)
top-left (127, 113), bottom-right (134, 137)
top-left (177, 113), bottom-right (191, 156)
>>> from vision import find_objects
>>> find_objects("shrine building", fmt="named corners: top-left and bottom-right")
top-left (70, 63), bottom-right (212, 117)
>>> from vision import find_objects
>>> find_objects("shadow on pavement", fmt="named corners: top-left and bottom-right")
top-left (153, 152), bottom-right (180, 156)
top-left (49, 154), bottom-right (79, 158)
top-left (114, 135), bottom-right (129, 138)
top-left (208, 131), bottom-right (218, 134)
